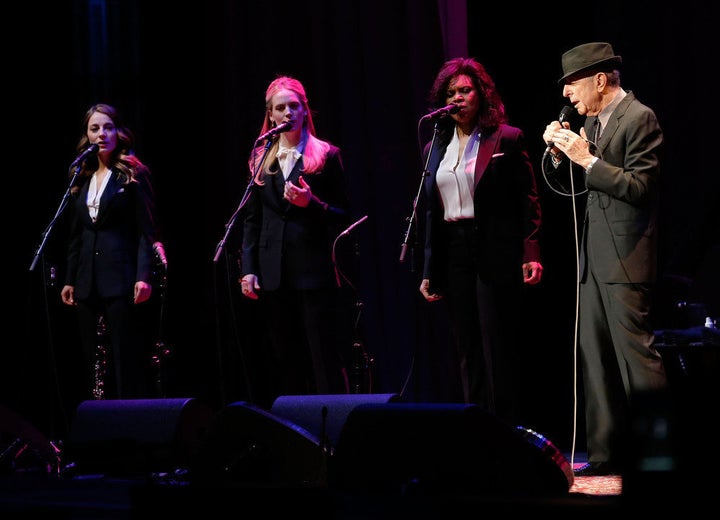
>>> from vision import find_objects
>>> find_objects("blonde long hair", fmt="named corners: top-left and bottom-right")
top-left (249, 76), bottom-right (330, 184)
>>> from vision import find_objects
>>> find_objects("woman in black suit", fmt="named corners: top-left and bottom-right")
top-left (61, 103), bottom-right (159, 400)
top-left (239, 76), bottom-right (352, 400)
top-left (419, 58), bottom-right (543, 425)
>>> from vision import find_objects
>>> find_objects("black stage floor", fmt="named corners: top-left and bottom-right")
top-left (0, 471), bottom-right (622, 519)
top-left (2, 465), bottom-right (711, 518)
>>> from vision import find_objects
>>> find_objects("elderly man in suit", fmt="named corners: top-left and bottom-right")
top-left (542, 42), bottom-right (668, 476)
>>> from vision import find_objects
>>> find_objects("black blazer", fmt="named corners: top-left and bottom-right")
top-left (581, 92), bottom-right (662, 284)
top-left (541, 91), bottom-right (663, 284)
top-left (241, 145), bottom-right (349, 291)
top-left (64, 166), bottom-right (157, 300)
top-left (422, 123), bottom-right (542, 291)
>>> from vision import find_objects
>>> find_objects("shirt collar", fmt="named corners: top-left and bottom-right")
top-left (277, 144), bottom-right (302, 160)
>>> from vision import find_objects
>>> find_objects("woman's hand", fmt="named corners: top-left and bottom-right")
top-left (419, 278), bottom-right (442, 302)
top-left (239, 274), bottom-right (260, 300)
top-left (134, 281), bottom-right (153, 304)
top-left (61, 285), bottom-right (76, 305)
top-left (522, 261), bottom-right (543, 285)
top-left (284, 176), bottom-right (311, 207)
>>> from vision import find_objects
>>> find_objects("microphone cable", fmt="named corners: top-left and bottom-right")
top-left (541, 131), bottom-right (604, 472)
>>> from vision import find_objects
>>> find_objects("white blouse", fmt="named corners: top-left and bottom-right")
top-left (277, 145), bottom-right (303, 180)
top-left (86, 170), bottom-right (111, 222)
top-left (435, 128), bottom-right (480, 221)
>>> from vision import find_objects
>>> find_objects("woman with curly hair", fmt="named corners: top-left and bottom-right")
top-left (61, 103), bottom-right (159, 400)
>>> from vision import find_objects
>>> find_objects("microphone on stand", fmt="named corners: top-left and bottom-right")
top-left (69, 143), bottom-right (100, 169)
top-left (255, 120), bottom-right (294, 142)
top-left (153, 242), bottom-right (168, 268)
top-left (339, 215), bottom-right (368, 237)
top-left (420, 103), bottom-right (461, 121)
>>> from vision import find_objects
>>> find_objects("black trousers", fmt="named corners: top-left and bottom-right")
top-left (442, 220), bottom-right (523, 425)
top-left (76, 293), bottom-right (152, 400)
top-left (262, 287), bottom-right (351, 399)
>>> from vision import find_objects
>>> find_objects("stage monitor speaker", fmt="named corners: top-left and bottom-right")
top-left (329, 403), bottom-right (573, 497)
top-left (270, 393), bottom-right (402, 448)
top-left (191, 401), bottom-right (326, 487)
top-left (64, 398), bottom-right (215, 476)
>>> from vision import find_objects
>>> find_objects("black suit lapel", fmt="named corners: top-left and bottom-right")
top-left (474, 127), bottom-right (501, 187)
top-left (94, 173), bottom-right (119, 225)
top-left (286, 157), bottom-right (303, 183)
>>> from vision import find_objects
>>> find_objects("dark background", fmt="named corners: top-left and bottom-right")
top-left (4, 1), bottom-right (718, 453)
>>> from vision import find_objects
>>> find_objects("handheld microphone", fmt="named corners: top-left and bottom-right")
top-left (256, 120), bottom-right (294, 142)
top-left (69, 143), bottom-right (100, 169)
top-left (420, 103), bottom-right (461, 121)
top-left (545, 106), bottom-right (574, 154)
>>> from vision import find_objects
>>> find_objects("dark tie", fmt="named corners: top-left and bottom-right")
top-left (591, 117), bottom-right (601, 155)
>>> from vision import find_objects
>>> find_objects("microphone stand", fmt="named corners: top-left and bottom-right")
top-left (332, 215), bottom-right (372, 393)
top-left (213, 139), bottom-right (273, 263)
top-left (151, 258), bottom-right (170, 397)
top-left (399, 121), bottom-right (441, 263)
top-left (212, 138), bottom-right (272, 406)
top-left (29, 166), bottom-right (80, 272)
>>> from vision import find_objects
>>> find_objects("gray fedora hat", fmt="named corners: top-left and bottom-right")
top-left (559, 42), bottom-right (622, 83)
